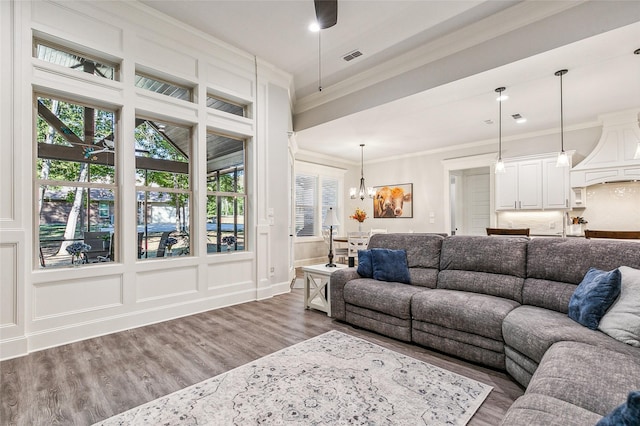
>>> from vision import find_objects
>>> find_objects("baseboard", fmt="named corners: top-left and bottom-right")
top-left (0, 336), bottom-right (29, 361)
top-left (23, 289), bottom-right (257, 357)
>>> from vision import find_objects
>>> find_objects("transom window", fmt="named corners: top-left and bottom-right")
top-left (135, 72), bottom-right (193, 102)
top-left (36, 95), bottom-right (117, 268)
top-left (34, 40), bottom-right (118, 80)
top-left (206, 93), bottom-right (246, 117)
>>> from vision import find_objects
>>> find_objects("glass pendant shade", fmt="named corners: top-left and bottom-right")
top-left (556, 150), bottom-right (570, 167)
top-left (495, 158), bottom-right (506, 174)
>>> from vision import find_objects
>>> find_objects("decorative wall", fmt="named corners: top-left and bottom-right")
top-left (0, 0), bottom-right (293, 360)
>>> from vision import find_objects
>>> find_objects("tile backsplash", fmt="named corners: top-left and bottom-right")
top-left (581, 181), bottom-right (640, 231)
top-left (497, 210), bottom-right (565, 235)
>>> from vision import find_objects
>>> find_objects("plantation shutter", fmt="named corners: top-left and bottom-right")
top-left (295, 174), bottom-right (316, 237)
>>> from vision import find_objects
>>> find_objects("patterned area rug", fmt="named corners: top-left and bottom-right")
top-left (95, 330), bottom-right (492, 425)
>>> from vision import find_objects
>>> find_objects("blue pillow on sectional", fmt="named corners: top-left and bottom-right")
top-left (568, 267), bottom-right (622, 330)
top-left (596, 390), bottom-right (640, 426)
top-left (357, 250), bottom-right (373, 278)
top-left (370, 248), bottom-right (411, 284)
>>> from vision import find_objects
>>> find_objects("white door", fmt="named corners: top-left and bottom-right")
top-left (464, 171), bottom-right (490, 235)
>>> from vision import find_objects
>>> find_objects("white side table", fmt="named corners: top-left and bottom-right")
top-left (302, 263), bottom-right (347, 316)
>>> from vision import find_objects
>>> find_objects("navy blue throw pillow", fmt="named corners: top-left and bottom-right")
top-left (357, 250), bottom-right (373, 278)
top-left (596, 390), bottom-right (640, 426)
top-left (370, 248), bottom-right (411, 284)
top-left (568, 267), bottom-right (622, 330)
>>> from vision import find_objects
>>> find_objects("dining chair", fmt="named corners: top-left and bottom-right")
top-left (486, 228), bottom-right (530, 236)
top-left (584, 230), bottom-right (640, 240)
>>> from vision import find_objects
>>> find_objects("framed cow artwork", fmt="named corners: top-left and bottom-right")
top-left (373, 183), bottom-right (413, 218)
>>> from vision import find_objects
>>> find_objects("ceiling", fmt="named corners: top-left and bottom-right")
top-left (140, 1), bottom-right (640, 163)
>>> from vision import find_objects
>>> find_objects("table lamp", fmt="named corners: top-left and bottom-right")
top-left (324, 207), bottom-right (340, 267)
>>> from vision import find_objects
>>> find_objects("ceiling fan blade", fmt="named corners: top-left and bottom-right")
top-left (314, 0), bottom-right (337, 29)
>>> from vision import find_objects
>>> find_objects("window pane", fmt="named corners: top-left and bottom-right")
top-left (206, 93), bottom-right (245, 117)
top-left (134, 119), bottom-right (190, 189)
top-left (35, 41), bottom-right (117, 80)
top-left (206, 132), bottom-right (245, 193)
top-left (295, 174), bottom-right (316, 237)
top-left (206, 195), bottom-right (245, 253)
top-left (36, 95), bottom-right (117, 269)
top-left (321, 177), bottom-right (339, 229)
top-left (38, 185), bottom-right (115, 268)
top-left (135, 73), bottom-right (192, 102)
top-left (137, 191), bottom-right (190, 259)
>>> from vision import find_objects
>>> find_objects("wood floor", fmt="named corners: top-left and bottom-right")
top-left (1, 289), bottom-right (524, 425)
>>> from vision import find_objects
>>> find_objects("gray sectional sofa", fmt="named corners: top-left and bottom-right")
top-left (330, 233), bottom-right (640, 424)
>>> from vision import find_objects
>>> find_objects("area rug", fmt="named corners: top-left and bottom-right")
top-left (95, 330), bottom-right (492, 425)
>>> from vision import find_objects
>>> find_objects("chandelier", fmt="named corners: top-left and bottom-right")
top-left (350, 144), bottom-right (374, 200)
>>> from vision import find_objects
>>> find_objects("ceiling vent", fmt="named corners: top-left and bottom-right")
top-left (342, 50), bottom-right (363, 62)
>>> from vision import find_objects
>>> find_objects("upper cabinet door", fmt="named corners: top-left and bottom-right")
top-left (517, 160), bottom-right (543, 209)
top-left (495, 162), bottom-right (518, 210)
top-left (543, 157), bottom-right (570, 209)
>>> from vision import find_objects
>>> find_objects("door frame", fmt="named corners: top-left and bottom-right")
top-left (442, 153), bottom-right (497, 236)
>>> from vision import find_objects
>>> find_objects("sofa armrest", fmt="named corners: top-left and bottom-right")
top-left (330, 268), bottom-right (361, 320)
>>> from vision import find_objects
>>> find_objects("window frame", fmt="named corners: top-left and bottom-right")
top-left (294, 161), bottom-right (345, 242)
top-left (206, 130), bottom-right (247, 254)
top-left (134, 116), bottom-right (194, 260)
top-left (34, 93), bottom-right (119, 269)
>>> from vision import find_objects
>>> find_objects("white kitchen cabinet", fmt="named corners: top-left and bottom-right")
top-left (543, 157), bottom-right (570, 209)
top-left (495, 159), bottom-right (542, 210)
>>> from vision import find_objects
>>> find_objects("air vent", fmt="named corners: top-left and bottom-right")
top-left (342, 50), bottom-right (363, 62)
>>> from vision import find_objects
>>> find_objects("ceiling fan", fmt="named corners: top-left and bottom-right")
top-left (314, 0), bottom-right (337, 29)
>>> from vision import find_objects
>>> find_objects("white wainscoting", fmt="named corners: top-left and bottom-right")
top-left (136, 265), bottom-right (199, 303)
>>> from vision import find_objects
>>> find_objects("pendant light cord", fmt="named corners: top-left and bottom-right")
top-left (318, 31), bottom-right (322, 92)
top-left (555, 69), bottom-right (568, 152)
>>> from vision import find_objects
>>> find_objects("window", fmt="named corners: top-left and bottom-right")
top-left (135, 118), bottom-right (192, 259)
top-left (295, 164), bottom-right (342, 238)
top-left (36, 95), bottom-right (117, 268)
top-left (206, 132), bottom-right (246, 253)
top-left (34, 40), bottom-right (118, 80)
top-left (135, 72), bottom-right (192, 102)
top-left (206, 93), bottom-right (246, 117)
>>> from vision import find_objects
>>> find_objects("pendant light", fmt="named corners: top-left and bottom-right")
top-left (495, 87), bottom-right (506, 174)
top-left (350, 144), bottom-right (374, 200)
top-left (634, 49), bottom-right (640, 160)
top-left (555, 69), bottom-right (570, 167)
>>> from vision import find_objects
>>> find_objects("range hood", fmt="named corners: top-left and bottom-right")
top-left (571, 110), bottom-right (640, 187)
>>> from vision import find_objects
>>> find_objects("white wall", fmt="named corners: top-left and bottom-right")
top-left (294, 119), bottom-right (612, 264)
top-left (0, 0), bottom-right (292, 360)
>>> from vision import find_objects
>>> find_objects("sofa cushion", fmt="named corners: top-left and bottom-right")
top-left (343, 278), bottom-right (425, 319)
top-left (599, 266), bottom-right (640, 347)
top-left (356, 250), bottom-right (373, 277)
top-left (501, 394), bottom-right (602, 426)
top-left (596, 391), bottom-right (640, 426)
top-left (371, 248), bottom-right (410, 283)
top-left (368, 233), bottom-right (443, 269)
top-left (439, 236), bottom-right (528, 277)
top-left (412, 289), bottom-right (519, 341)
top-left (568, 267), bottom-right (621, 330)
top-left (524, 238), bottom-right (640, 312)
top-left (438, 236), bottom-right (527, 302)
top-left (527, 341), bottom-right (640, 416)
top-left (503, 305), bottom-right (640, 364)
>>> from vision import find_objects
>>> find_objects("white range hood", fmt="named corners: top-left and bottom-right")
top-left (571, 110), bottom-right (640, 187)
